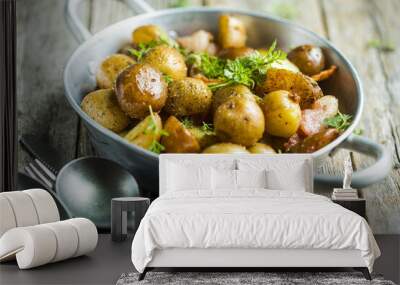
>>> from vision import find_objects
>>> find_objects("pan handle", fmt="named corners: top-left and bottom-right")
top-left (65, 0), bottom-right (92, 43)
top-left (315, 134), bottom-right (393, 189)
top-left (65, 0), bottom-right (155, 44)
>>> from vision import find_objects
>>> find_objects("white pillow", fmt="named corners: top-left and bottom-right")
top-left (266, 166), bottom-right (307, 191)
top-left (212, 168), bottom-right (237, 190)
top-left (237, 157), bottom-right (312, 192)
top-left (167, 163), bottom-right (212, 192)
top-left (236, 169), bottom-right (267, 189)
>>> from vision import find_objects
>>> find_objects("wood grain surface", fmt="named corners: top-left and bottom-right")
top-left (16, 0), bottom-right (400, 233)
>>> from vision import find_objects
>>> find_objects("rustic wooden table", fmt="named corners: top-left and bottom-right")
top-left (16, 0), bottom-right (400, 234)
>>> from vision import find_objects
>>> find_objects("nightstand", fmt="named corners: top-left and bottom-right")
top-left (332, 198), bottom-right (366, 219)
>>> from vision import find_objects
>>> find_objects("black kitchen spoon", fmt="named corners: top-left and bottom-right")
top-left (20, 135), bottom-right (140, 231)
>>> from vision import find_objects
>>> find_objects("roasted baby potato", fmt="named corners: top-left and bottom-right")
top-left (212, 84), bottom-right (256, 114)
top-left (270, 58), bottom-right (300, 73)
top-left (81, 89), bottom-right (130, 132)
top-left (115, 63), bottom-right (168, 119)
top-left (218, 47), bottom-right (255, 59)
top-left (248, 143), bottom-right (277, 154)
top-left (214, 97), bottom-right (265, 147)
top-left (161, 116), bottom-right (200, 153)
top-left (164, 77), bottom-right (213, 117)
top-left (202, 143), bottom-right (249, 154)
top-left (263, 90), bottom-right (302, 138)
top-left (288, 128), bottom-right (339, 153)
top-left (124, 111), bottom-right (163, 149)
top-left (287, 45), bottom-right (325, 76)
top-left (218, 14), bottom-right (247, 49)
top-left (96, 54), bottom-right (135, 89)
top-left (142, 45), bottom-right (187, 80)
top-left (132, 24), bottom-right (167, 45)
top-left (259, 68), bottom-right (323, 108)
top-left (299, 95), bottom-right (339, 136)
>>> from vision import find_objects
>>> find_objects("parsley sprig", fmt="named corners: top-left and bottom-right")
top-left (323, 111), bottom-right (352, 132)
top-left (188, 41), bottom-right (286, 90)
top-left (127, 34), bottom-right (178, 61)
top-left (145, 106), bottom-right (169, 154)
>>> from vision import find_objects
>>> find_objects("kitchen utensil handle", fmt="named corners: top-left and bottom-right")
top-left (65, 0), bottom-right (155, 44)
top-left (65, 0), bottom-right (92, 43)
top-left (315, 134), bottom-right (392, 188)
top-left (123, 0), bottom-right (155, 13)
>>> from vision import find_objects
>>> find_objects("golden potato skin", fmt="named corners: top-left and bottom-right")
top-left (218, 47), bottom-right (255, 59)
top-left (288, 45), bottom-right (325, 76)
top-left (81, 89), bottom-right (130, 133)
top-left (132, 24), bottom-right (166, 45)
top-left (96, 54), bottom-right (135, 89)
top-left (164, 78), bottom-right (213, 117)
top-left (124, 112), bottom-right (162, 149)
top-left (161, 116), bottom-right (200, 153)
top-left (214, 97), bottom-right (265, 147)
top-left (218, 14), bottom-right (247, 49)
top-left (248, 143), bottom-right (276, 154)
top-left (212, 84), bottom-right (256, 114)
top-left (202, 143), bottom-right (249, 154)
top-left (260, 68), bottom-right (323, 108)
top-left (115, 63), bottom-right (168, 119)
top-left (263, 90), bottom-right (302, 138)
top-left (142, 45), bottom-right (187, 80)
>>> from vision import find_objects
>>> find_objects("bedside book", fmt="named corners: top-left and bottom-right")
top-left (332, 188), bottom-right (358, 200)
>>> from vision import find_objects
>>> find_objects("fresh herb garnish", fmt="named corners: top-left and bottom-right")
top-left (367, 39), bottom-right (395, 52)
top-left (145, 106), bottom-right (168, 154)
top-left (188, 41), bottom-right (286, 91)
top-left (200, 122), bottom-right (215, 135)
top-left (163, 74), bottom-right (173, 84)
top-left (323, 111), bottom-right (352, 132)
top-left (181, 117), bottom-right (194, 128)
top-left (128, 34), bottom-right (178, 61)
top-left (149, 140), bottom-right (165, 154)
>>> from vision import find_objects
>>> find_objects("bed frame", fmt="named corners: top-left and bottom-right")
top-left (139, 248), bottom-right (371, 280)
top-left (138, 155), bottom-right (372, 281)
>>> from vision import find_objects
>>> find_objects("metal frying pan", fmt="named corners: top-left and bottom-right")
top-left (64, 0), bottom-right (392, 197)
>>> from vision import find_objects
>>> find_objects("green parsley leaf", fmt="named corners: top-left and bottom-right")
top-left (189, 40), bottom-right (286, 91)
top-left (200, 122), bottom-right (215, 135)
top-left (181, 117), bottom-right (194, 128)
top-left (323, 111), bottom-right (352, 132)
top-left (367, 39), bottom-right (395, 52)
top-left (127, 34), bottom-right (178, 61)
top-left (144, 106), bottom-right (169, 154)
top-left (163, 74), bottom-right (173, 84)
top-left (148, 140), bottom-right (165, 154)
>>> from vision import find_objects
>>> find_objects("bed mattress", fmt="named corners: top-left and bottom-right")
top-left (131, 190), bottom-right (380, 272)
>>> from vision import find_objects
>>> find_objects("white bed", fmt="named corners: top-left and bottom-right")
top-left (131, 154), bottom-right (380, 280)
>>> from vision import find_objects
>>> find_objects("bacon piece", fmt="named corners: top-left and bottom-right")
top-left (312, 65), bottom-right (337, 81)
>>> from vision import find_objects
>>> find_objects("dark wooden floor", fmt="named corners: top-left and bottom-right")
top-left (0, 234), bottom-right (398, 285)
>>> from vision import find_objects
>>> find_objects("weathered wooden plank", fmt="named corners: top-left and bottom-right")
top-left (205, 0), bottom-right (325, 35)
top-left (321, 0), bottom-right (400, 233)
top-left (16, 0), bottom-right (89, 169)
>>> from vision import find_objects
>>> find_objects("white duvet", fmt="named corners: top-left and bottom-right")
top-left (131, 190), bottom-right (380, 272)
